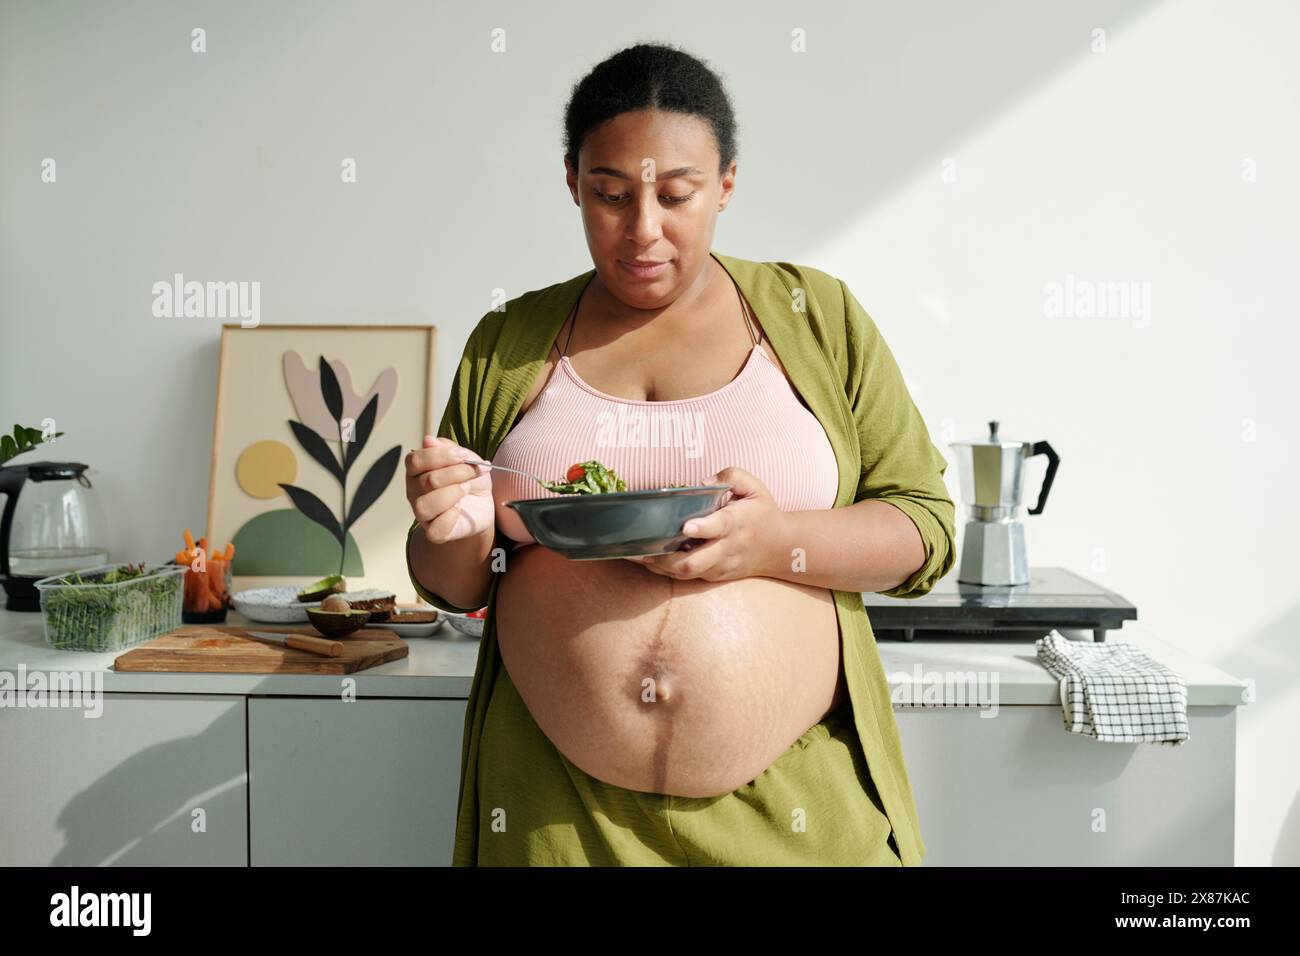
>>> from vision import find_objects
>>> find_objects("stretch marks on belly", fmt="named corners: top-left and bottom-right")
top-left (638, 576), bottom-right (679, 794)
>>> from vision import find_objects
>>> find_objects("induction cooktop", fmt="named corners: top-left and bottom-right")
top-left (860, 566), bottom-right (1137, 642)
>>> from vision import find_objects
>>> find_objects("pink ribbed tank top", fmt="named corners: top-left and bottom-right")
top-left (491, 274), bottom-right (840, 544)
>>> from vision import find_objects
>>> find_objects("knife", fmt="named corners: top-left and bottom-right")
top-left (243, 630), bottom-right (344, 658)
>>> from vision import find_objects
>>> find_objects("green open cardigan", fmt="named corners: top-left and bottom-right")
top-left (406, 250), bottom-right (956, 866)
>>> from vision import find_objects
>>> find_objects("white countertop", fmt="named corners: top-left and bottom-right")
top-left (0, 608), bottom-right (1248, 705)
top-left (0, 608), bottom-right (483, 698)
top-left (876, 630), bottom-right (1248, 707)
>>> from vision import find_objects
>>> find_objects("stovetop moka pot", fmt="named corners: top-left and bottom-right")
top-left (948, 422), bottom-right (1059, 586)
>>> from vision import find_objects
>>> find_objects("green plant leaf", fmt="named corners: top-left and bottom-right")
top-left (344, 445), bottom-right (401, 531)
top-left (279, 482), bottom-right (344, 544)
top-left (1, 424), bottom-right (66, 465)
top-left (318, 356), bottom-right (344, 424)
top-left (287, 420), bottom-right (343, 482)
top-left (343, 393), bottom-right (378, 475)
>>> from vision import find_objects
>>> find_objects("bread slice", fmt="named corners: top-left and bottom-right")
top-left (338, 589), bottom-right (397, 621)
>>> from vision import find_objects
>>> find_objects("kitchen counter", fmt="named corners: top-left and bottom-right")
top-left (0, 609), bottom-right (1247, 704)
top-left (877, 629), bottom-right (1248, 706)
top-left (0, 608), bottom-right (483, 697)
top-left (0, 608), bottom-right (1249, 866)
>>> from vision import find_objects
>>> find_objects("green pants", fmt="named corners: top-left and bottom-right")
top-left (470, 662), bottom-right (903, 866)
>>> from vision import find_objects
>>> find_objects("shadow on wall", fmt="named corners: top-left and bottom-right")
top-left (696, 0), bottom-right (1159, 250)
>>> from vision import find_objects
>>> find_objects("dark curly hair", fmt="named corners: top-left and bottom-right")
top-left (563, 42), bottom-right (738, 177)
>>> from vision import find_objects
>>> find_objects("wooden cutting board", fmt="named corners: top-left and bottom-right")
top-left (113, 624), bottom-right (409, 675)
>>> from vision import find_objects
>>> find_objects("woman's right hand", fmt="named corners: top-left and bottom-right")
top-left (405, 435), bottom-right (495, 544)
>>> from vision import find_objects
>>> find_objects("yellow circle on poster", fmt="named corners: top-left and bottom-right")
top-left (236, 440), bottom-right (298, 499)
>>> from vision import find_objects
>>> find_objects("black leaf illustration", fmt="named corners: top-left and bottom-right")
top-left (279, 483), bottom-right (344, 544)
top-left (345, 445), bottom-right (401, 531)
top-left (319, 356), bottom-right (344, 424)
top-left (344, 393), bottom-right (379, 475)
top-left (288, 420), bottom-right (343, 482)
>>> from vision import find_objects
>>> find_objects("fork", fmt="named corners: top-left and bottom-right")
top-left (461, 456), bottom-right (558, 491)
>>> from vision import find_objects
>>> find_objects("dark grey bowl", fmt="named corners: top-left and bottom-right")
top-left (506, 484), bottom-right (733, 560)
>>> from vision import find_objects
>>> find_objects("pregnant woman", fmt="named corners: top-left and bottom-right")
top-left (405, 43), bottom-right (955, 866)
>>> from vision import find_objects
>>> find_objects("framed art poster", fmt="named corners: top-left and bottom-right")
top-left (206, 324), bottom-right (436, 601)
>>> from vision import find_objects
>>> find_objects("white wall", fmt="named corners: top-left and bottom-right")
top-left (1, 0), bottom-right (1295, 865)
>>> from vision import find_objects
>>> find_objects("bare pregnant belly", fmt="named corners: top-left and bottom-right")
top-left (494, 542), bottom-right (847, 798)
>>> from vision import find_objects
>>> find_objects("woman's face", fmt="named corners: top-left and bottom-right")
top-left (566, 109), bottom-right (736, 309)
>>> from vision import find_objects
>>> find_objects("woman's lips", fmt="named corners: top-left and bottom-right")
top-left (618, 259), bottom-right (670, 279)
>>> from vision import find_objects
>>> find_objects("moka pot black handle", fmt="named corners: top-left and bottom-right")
top-left (1026, 442), bottom-right (1060, 516)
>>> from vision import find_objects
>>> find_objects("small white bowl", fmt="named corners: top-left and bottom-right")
top-left (232, 587), bottom-right (321, 623)
top-left (443, 611), bottom-right (486, 638)
top-left (373, 610), bottom-right (444, 638)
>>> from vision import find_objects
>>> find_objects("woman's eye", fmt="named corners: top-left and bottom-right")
top-left (594, 189), bottom-right (696, 206)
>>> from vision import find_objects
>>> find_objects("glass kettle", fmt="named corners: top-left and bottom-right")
top-left (0, 461), bottom-right (111, 611)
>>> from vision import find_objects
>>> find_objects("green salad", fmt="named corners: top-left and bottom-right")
top-left (40, 562), bottom-right (184, 652)
top-left (543, 460), bottom-right (627, 494)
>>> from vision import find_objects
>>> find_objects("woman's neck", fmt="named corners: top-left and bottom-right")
top-left (587, 255), bottom-right (727, 332)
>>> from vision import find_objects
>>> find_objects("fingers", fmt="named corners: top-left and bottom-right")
top-left (420, 484), bottom-right (496, 543)
top-left (405, 435), bottom-right (486, 517)
top-left (404, 435), bottom-right (500, 544)
top-left (405, 436), bottom-right (475, 477)
top-left (407, 460), bottom-right (480, 496)
top-left (409, 481), bottom-right (466, 525)
top-left (415, 483), bottom-right (493, 541)
top-left (637, 538), bottom-right (724, 579)
top-left (680, 507), bottom-right (731, 540)
top-left (710, 466), bottom-right (758, 502)
top-left (422, 501), bottom-right (469, 544)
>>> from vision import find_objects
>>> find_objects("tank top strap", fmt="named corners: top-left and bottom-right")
top-left (561, 295), bottom-right (580, 357)
top-left (734, 278), bottom-right (762, 347)
top-left (551, 281), bottom-right (585, 362)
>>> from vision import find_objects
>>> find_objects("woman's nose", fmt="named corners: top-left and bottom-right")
top-left (626, 196), bottom-right (664, 244)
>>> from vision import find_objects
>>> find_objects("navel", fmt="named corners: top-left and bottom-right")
top-left (639, 671), bottom-right (674, 704)
top-left (637, 577), bottom-right (678, 706)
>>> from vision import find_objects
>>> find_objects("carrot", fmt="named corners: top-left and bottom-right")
top-left (186, 570), bottom-right (198, 609)
top-left (198, 537), bottom-right (208, 558)
top-left (207, 558), bottom-right (226, 608)
top-left (224, 542), bottom-right (234, 561)
top-left (193, 569), bottom-right (213, 612)
top-left (216, 567), bottom-right (229, 609)
top-left (176, 550), bottom-right (189, 565)
top-left (184, 528), bottom-right (195, 552)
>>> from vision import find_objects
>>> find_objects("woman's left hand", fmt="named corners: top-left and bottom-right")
top-left (624, 466), bottom-right (785, 582)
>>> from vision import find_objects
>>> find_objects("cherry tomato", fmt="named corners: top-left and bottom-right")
top-left (467, 607), bottom-right (488, 619)
top-left (565, 463), bottom-right (586, 483)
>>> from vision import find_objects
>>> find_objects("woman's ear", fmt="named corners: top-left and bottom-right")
top-left (564, 155), bottom-right (580, 206)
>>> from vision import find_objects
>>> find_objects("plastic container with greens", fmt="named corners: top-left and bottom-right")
top-left (35, 562), bottom-right (186, 652)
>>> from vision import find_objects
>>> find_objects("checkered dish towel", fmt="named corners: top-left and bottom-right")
top-left (1035, 633), bottom-right (1189, 746)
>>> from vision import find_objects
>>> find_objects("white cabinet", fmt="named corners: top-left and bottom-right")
top-left (0, 693), bottom-right (248, 866)
top-left (0, 613), bottom-right (1246, 867)
top-left (896, 704), bottom-right (1237, 865)
top-left (247, 698), bottom-right (466, 866)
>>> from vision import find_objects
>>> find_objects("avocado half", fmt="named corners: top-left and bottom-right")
top-left (298, 574), bottom-right (346, 603)
top-left (305, 607), bottom-right (371, 637)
